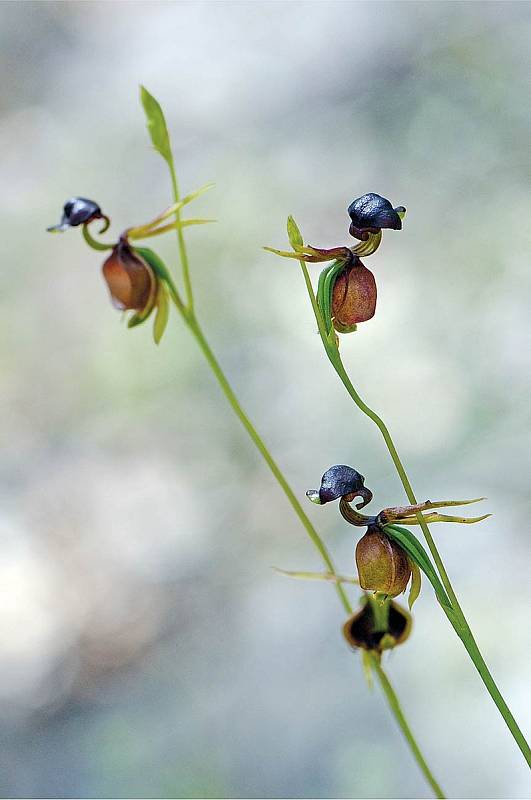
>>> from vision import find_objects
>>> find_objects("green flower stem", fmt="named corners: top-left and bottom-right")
top-left (370, 654), bottom-right (444, 800)
top-left (159, 145), bottom-right (443, 795)
top-left (181, 305), bottom-right (444, 798)
top-left (166, 156), bottom-right (195, 312)
top-left (82, 224), bottom-right (113, 252)
top-left (299, 259), bottom-right (531, 767)
top-left (160, 268), bottom-right (444, 798)
top-left (82, 224), bottom-right (443, 796)
top-left (160, 267), bottom-right (349, 613)
top-left (185, 312), bottom-right (352, 613)
top-left (331, 344), bottom-right (531, 767)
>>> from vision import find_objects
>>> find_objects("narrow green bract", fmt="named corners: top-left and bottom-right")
top-left (135, 246), bottom-right (175, 285)
top-left (287, 215), bottom-right (303, 249)
top-left (153, 285), bottom-right (169, 344)
top-left (140, 85), bottom-right (173, 166)
top-left (317, 260), bottom-right (346, 335)
top-left (384, 524), bottom-right (454, 614)
top-left (408, 560), bottom-right (422, 610)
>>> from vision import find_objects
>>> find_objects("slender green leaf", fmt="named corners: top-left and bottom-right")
top-left (140, 86), bottom-right (173, 166)
top-left (384, 524), bottom-right (454, 613)
top-left (127, 303), bottom-right (155, 328)
top-left (273, 567), bottom-right (359, 585)
top-left (134, 246), bottom-right (174, 285)
top-left (153, 285), bottom-right (169, 344)
top-left (134, 218), bottom-right (216, 240)
top-left (263, 246), bottom-right (301, 260)
top-left (408, 560), bottom-right (422, 610)
top-left (287, 215), bottom-right (303, 249)
top-left (317, 260), bottom-right (344, 335)
top-left (178, 182), bottom-right (215, 208)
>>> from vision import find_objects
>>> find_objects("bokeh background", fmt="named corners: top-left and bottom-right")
top-left (1, 1), bottom-right (530, 797)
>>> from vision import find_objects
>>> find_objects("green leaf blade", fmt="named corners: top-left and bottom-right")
top-left (127, 304), bottom-right (155, 328)
top-left (408, 560), bottom-right (422, 610)
top-left (384, 524), bottom-right (454, 613)
top-left (287, 215), bottom-right (303, 249)
top-left (134, 246), bottom-right (173, 284)
top-left (140, 85), bottom-right (173, 166)
top-left (153, 285), bottom-right (169, 344)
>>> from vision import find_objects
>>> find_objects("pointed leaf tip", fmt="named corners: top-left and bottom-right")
top-left (385, 523), bottom-right (454, 614)
top-left (140, 86), bottom-right (172, 166)
top-left (153, 284), bottom-right (170, 344)
top-left (408, 561), bottom-right (422, 610)
top-left (287, 215), bottom-right (303, 249)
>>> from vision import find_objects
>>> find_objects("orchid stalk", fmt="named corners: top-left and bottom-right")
top-left (46, 87), bottom-right (445, 798)
top-left (266, 206), bottom-right (531, 768)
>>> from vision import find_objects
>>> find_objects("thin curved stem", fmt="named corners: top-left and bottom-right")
top-left (182, 310), bottom-right (444, 797)
top-left (330, 350), bottom-right (531, 767)
top-left (184, 313), bottom-right (351, 614)
top-left (167, 158), bottom-right (194, 311)
top-left (158, 262), bottom-right (350, 612)
top-left (370, 654), bottom-right (444, 799)
top-left (81, 223), bottom-right (113, 252)
top-left (299, 258), bottom-right (531, 767)
top-left (153, 135), bottom-right (444, 794)
top-left (165, 266), bottom-right (444, 797)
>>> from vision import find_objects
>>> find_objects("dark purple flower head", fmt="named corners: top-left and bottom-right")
top-left (47, 197), bottom-right (104, 232)
top-left (306, 464), bottom-right (373, 509)
top-left (348, 193), bottom-right (405, 240)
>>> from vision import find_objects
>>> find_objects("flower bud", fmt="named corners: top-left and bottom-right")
top-left (331, 258), bottom-right (377, 330)
top-left (343, 594), bottom-right (411, 653)
top-left (355, 524), bottom-right (411, 597)
top-left (47, 197), bottom-right (104, 232)
top-left (348, 193), bottom-right (405, 241)
top-left (307, 464), bottom-right (373, 509)
top-left (102, 238), bottom-right (157, 313)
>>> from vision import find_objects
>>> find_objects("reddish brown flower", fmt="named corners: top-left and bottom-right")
top-left (331, 258), bottom-right (377, 332)
top-left (102, 238), bottom-right (157, 314)
top-left (355, 524), bottom-right (411, 597)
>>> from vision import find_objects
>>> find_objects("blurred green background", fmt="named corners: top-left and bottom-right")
top-left (1, 1), bottom-right (530, 797)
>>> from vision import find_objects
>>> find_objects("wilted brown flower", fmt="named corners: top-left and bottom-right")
top-left (343, 594), bottom-right (412, 653)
